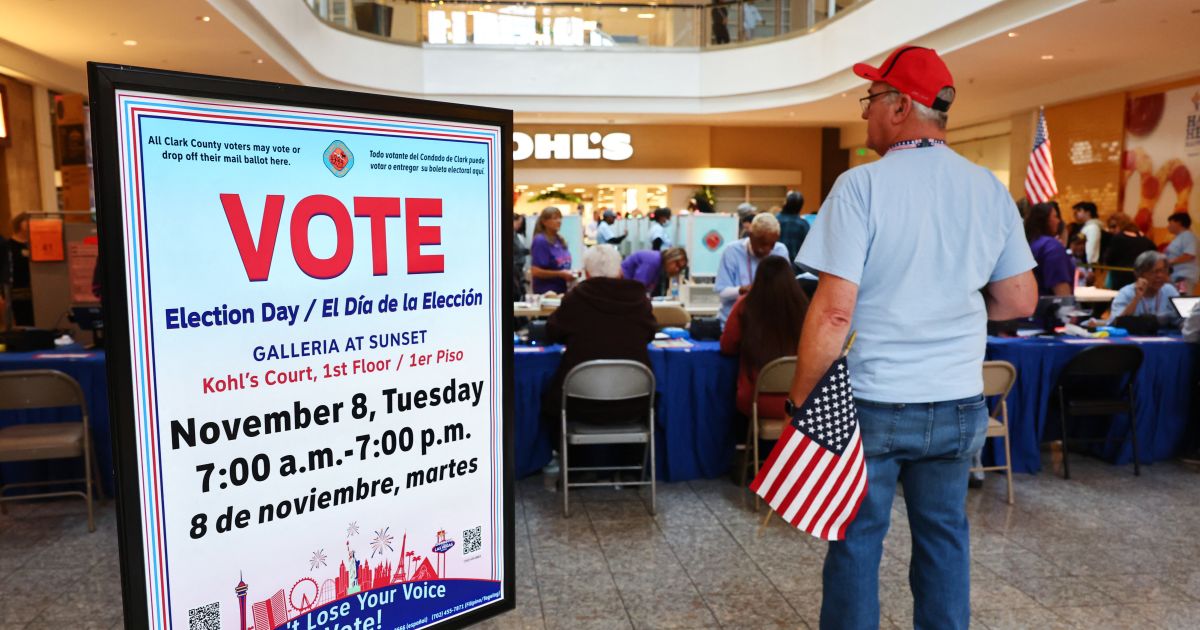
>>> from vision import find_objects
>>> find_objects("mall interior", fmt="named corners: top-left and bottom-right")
top-left (2, 1), bottom-right (1200, 629)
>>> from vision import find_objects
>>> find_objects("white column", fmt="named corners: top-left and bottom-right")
top-left (31, 85), bottom-right (57, 212)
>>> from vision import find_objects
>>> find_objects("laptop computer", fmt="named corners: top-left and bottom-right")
top-left (1171, 296), bottom-right (1200, 319)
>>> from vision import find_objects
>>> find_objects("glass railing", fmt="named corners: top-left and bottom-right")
top-left (304, 0), bottom-right (865, 49)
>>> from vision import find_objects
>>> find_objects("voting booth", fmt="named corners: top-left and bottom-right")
top-left (89, 64), bottom-right (514, 629)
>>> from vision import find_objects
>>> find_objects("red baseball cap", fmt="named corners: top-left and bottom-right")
top-left (853, 46), bottom-right (955, 112)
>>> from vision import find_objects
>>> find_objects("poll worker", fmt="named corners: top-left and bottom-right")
top-left (787, 46), bottom-right (1037, 629)
top-left (1165, 212), bottom-right (1197, 294)
top-left (1025, 201), bottom-right (1075, 296)
top-left (529, 206), bottom-right (574, 294)
top-left (1108, 250), bottom-right (1181, 326)
top-left (620, 247), bottom-right (688, 296)
top-left (715, 212), bottom-right (789, 327)
top-left (542, 245), bottom-right (657, 443)
top-left (647, 207), bottom-right (673, 250)
top-left (596, 209), bottom-right (626, 245)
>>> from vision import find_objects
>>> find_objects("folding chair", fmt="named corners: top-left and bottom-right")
top-left (651, 304), bottom-right (690, 328)
top-left (970, 361), bottom-right (1017, 504)
top-left (747, 356), bottom-right (796, 510)
top-left (0, 369), bottom-right (98, 531)
top-left (561, 360), bottom-right (656, 517)
top-left (1054, 345), bottom-right (1144, 479)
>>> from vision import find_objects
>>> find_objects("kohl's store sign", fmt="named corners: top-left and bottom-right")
top-left (513, 131), bottom-right (633, 161)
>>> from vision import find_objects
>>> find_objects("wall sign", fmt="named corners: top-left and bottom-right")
top-left (89, 63), bottom-right (514, 630)
top-left (511, 131), bottom-right (632, 161)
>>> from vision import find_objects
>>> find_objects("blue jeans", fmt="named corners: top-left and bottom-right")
top-left (820, 395), bottom-right (989, 630)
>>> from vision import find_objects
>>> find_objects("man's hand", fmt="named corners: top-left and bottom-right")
top-left (559, 270), bottom-right (575, 281)
top-left (1133, 277), bottom-right (1148, 299)
top-left (739, 284), bottom-right (751, 295)
top-left (788, 274), bottom-right (857, 409)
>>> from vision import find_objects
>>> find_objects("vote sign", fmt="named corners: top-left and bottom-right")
top-left (89, 64), bottom-right (514, 630)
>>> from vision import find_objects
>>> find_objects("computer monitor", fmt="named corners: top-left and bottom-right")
top-left (1172, 296), bottom-right (1200, 319)
top-left (1034, 295), bottom-right (1078, 330)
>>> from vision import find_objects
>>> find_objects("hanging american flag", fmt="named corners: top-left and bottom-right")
top-left (750, 357), bottom-right (867, 541)
top-left (1025, 108), bottom-right (1058, 203)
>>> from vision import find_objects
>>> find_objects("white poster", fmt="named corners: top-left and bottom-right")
top-left (106, 87), bottom-right (506, 629)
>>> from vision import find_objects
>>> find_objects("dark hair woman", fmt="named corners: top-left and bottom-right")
top-left (1024, 202), bottom-right (1075, 296)
top-left (720, 256), bottom-right (809, 418)
top-left (529, 206), bottom-right (574, 294)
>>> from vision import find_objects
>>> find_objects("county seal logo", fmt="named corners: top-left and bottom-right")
top-left (323, 140), bottom-right (354, 177)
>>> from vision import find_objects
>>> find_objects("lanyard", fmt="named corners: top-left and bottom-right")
top-left (744, 241), bottom-right (756, 281)
top-left (1138, 291), bottom-right (1162, 316)
top-left (888, 138), bottom-right (946, 152)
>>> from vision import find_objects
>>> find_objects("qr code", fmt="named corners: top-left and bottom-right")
top-left (463, 525), bottom-right (482, 554)
top-left (188, 602), bottom-right (220, 630)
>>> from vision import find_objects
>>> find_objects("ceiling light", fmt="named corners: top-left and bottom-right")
top-left (573, 188), bottom-right (586, 193)
top-left (123, 39), bottom-right (138, 46)
top-left (1041, 54), bottom-right (1054, 60)
top-left (1007, 31), bottom-right (1017, 37)
top-left (553, 183), bottom-right (566, 187)
top-left (255, 58), bottom-right (264, 64)
top-left (638, 13), bottom-right (655, 18)
top-left (619, 7), bottom-right (628, 12)
top-left (198, 16), bottom-right (211, 22)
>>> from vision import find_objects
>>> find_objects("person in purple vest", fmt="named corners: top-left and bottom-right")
top-left (620, 247), bottom-right (688, 296)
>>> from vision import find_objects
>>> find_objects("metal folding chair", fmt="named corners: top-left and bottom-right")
top-left (0, 369), bottom-right (99, 531)
top-left (561, 360), bottom-right (656, 517)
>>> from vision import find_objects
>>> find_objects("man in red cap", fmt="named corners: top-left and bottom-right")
top-left (787, 46), bottom-right (1038, 629)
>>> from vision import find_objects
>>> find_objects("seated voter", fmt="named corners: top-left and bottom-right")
top-left (620, 247), bottom-right (688, 296)
top-left (715, 213), bottom-right (789, 327)
top-left (542, 245), bottom-right (657, 441)
top-left (1108, 251), bottom-right (1181, 326)
top-left (720, 256), bottom-right (809, 419)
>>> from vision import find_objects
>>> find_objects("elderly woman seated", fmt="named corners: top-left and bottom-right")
top-left (1108, 251), bottom-right (1182, 326)
top-left (541, 245), bottom-right (657, 443)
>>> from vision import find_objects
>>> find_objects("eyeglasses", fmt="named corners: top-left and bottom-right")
top-left (859, 90), bottom-right (900, 114)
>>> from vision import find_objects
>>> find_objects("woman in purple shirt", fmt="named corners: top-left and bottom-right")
top-left (529, 206), bottom-right (574, 294)
top-left (620, 247), bottom-right (689, 295)
top-left (1024, 201), bottom-right (1075, 296)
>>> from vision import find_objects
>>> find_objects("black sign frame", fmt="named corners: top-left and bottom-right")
top-left (88, 62), bottom-right (515, 630)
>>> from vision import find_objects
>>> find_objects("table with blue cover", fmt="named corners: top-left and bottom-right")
top-left (985, 336), bottom-right (1197, 474)
top-left (0, 346), bottom-right (115, 495)
top-left (513, 341), bottom-right (739, 480)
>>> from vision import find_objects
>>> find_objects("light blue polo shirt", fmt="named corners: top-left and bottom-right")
top-left (715, 237), bottom-right (790, 325)
top-left (796, 145), bottom-right (1035, 403)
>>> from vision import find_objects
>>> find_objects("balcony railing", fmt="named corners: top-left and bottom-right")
top-left (304, 0), bottom-right (864, 49)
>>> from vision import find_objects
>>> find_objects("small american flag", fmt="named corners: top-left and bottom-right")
top-left (750, 357), bottom-right (867, 541)
top-left (1025, 109), bottom-right (1058, 204)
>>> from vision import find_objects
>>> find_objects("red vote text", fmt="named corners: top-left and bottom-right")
top-left (220, 194), bottom-right (444, 281)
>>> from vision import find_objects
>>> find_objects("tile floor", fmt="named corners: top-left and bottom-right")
top-left (1, 456), bottom-right (1198, 629)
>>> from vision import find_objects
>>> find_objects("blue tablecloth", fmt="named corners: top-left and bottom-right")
top-left (513, 341), bottom-right (739, 480)
top-left (985, 336), bottom-right (1197, 474)
top-left (0, 346), bottom-right (115, 495)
